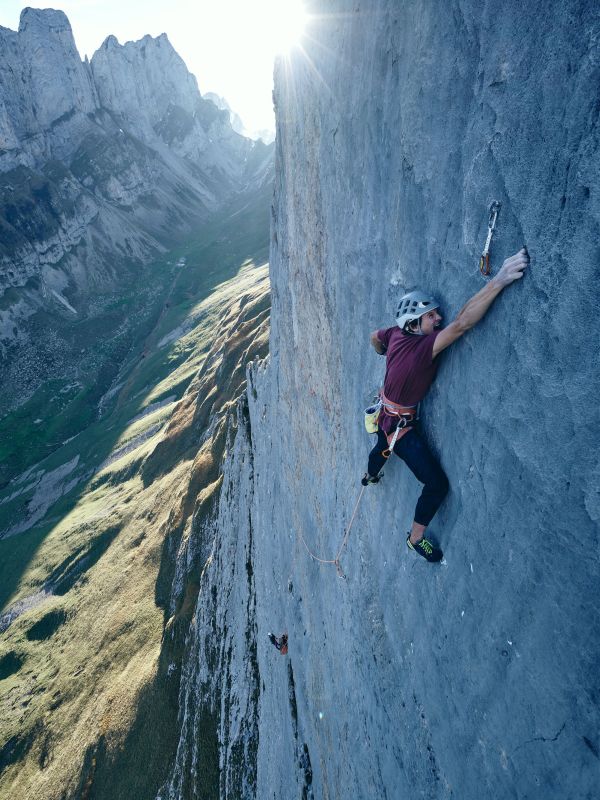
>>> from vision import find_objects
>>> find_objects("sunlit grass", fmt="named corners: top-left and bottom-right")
top-left (0, 181), bottom-right (271, 799)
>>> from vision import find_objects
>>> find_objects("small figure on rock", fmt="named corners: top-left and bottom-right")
top-left (268, 632), bottom-right (288, 655)
top-left (364, 247), bottom-right (529, 562)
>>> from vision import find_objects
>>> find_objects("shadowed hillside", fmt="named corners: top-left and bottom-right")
top-left (0, 180), bottom-right (271, 800)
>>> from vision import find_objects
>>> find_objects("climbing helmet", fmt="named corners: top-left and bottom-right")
top-left (396, 291), bottom-right (440, 330)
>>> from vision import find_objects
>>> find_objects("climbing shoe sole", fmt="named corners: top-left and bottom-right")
top-left (406, 534), bottom-right (443, 563)
top-left (361, 472), bottom-right (383, 486)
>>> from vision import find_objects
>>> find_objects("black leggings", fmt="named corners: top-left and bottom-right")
top-left (367, 426), bottom-right (449, 527)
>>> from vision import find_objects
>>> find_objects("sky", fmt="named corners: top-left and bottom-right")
top-left (0, 1), bottom-right (309, 137)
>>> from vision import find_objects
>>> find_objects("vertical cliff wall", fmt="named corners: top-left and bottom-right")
top-left (168, 2), bottom-right (599, 798)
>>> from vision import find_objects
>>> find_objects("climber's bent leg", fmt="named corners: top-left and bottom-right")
top-left (367, 427), bottom-right (389, 479)
top-left (395, 428), bottom-right (449, 541)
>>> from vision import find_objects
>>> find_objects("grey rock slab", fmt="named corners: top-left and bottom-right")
top-left (161, 403), bottom-right (260, 800)
top-left (168, 2), bottom-right (599, 799)
top-left (0, 454), bottom-right (81, 539)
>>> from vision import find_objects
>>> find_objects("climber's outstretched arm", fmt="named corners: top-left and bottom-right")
top-left (432, 247), bottom-right (529, 358)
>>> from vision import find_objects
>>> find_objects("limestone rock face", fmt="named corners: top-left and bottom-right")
top-left (205, 92), bottom-right (246, 136)
top-left (90, 34), bottom-right (248, 177)
top-left (91, 33), bottom-right (199, 132)
top-left (167, 2), bottom-right (599, 799)
top-left (164, 406), bottom-right (261, 800)
top-left (0, 9), bottom-right (97, 159)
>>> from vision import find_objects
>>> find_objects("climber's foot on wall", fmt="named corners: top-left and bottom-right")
top-left (406, 534), bottom-right (443, 563)
top-left (361, 472), bottom-right (382, 486)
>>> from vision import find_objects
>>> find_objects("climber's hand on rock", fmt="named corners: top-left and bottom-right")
top-left (495, 247), bottom-right (530, 288)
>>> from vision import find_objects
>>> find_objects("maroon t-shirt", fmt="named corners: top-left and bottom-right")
top-left (376, 326), bottom-right (441, 432)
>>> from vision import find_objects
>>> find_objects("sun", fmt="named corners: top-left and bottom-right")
top-left (268, 0), bottom-right (309, 54)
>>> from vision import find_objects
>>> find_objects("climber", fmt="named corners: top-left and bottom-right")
top-left (363, 247), bottom-right (530, 562)
top-left (268, 632), bottom-right (288, 655)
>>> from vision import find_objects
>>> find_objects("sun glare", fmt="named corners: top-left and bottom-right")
top-left (269, 0), bottom-right (309, 54)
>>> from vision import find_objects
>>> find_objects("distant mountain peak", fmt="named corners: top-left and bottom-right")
top-left (0, 7), bottom-right (273, 374)
top-left (19, 6), bottom-right (72, 33)
top-left (100, 33), bottom-right (120, 49)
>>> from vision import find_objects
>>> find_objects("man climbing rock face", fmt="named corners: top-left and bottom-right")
top-left (268, 632), bottom-right (288, 654)
top-left (364, 247), bottom-right (529, 562)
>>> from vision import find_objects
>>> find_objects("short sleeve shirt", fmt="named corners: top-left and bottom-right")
top-left (377, 326), bottom-right (441, 408)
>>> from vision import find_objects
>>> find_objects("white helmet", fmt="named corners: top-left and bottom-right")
top-left (396, 291), bottom-right (439, 330)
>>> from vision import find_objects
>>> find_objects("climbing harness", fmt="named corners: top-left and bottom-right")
top-left (379, 392), bottom-right (418, 457)
top-left (479, 200), bottom-right (501, 277)
top-left (298, 484), bottom-right (366, 579)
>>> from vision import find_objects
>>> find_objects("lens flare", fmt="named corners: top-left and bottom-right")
top-left (269, 0), bottom-right (309, 54)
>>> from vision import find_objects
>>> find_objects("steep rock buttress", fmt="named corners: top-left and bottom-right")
top-left (167, 3), bottom-right (599, 799)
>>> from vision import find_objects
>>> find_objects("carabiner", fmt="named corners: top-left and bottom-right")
top-left (488, 200), bottom-right (501, 229)
top-left (479, 252), bottom-right (491, 276)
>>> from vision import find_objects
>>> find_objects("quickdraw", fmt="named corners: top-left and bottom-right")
top-left (381, 415), bottom-right (413, 458)
top-left (479, 200), bottom-right (501, 277)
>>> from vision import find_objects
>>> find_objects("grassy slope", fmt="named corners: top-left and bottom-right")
top-left (0, 183), bottom-right (271, 799)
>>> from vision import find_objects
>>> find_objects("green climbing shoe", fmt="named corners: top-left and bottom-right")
top-left (361, 472), bottom-right (382, 486)
top-left (406, 534), bottom-right (443, 563)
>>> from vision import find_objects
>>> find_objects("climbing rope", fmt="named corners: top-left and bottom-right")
top-left (298, 484), bottom-right (366, 579)
top-left (479, 200), bottom-right (501, 277)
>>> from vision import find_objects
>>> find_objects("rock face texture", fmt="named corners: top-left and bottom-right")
top-left (0, 8), bottom-right (267, 391)
top-left (166, 2), bottom-right (600, 799)
top-left (0, 9), bottom-right (97, 156)
top-left (90, 35), bottom-right (248, 177)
